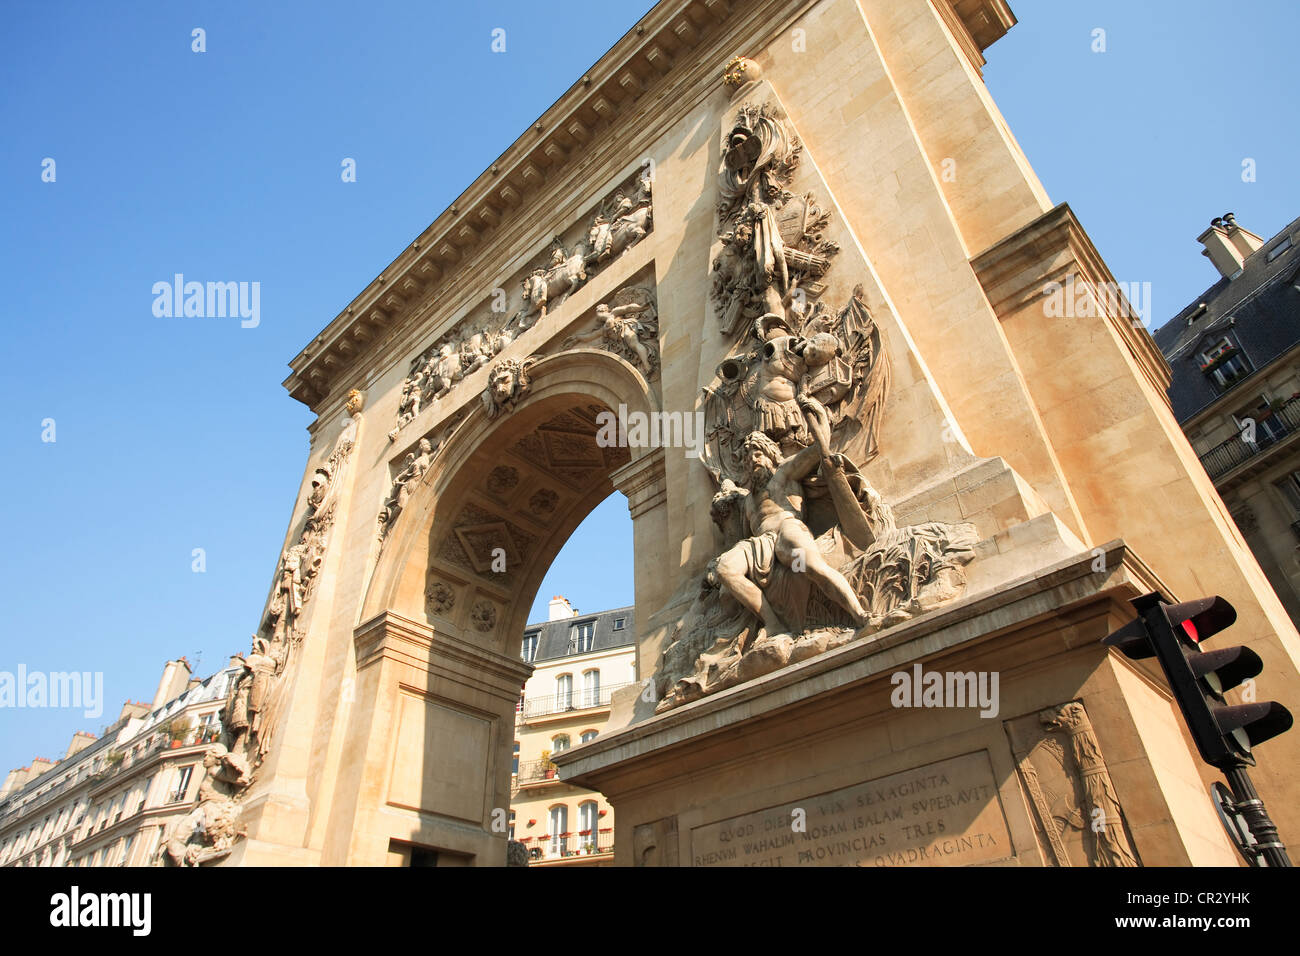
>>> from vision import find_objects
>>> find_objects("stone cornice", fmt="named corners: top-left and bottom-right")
top-left (971, 202), bottom-right (1173, 405)
top-left (284, 0), bottom-right (745, 414)
top-left (933, 0), bottom-right (1016, 78)
top-left (286, 0), bottom-right (1017, 420)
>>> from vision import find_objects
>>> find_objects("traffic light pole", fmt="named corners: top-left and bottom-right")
top-left (1224, 766), bottom-right (1292, 867)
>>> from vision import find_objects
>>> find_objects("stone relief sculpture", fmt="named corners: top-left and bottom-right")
top-left (711, 102), bottom-right (837, 338)
top-left (1006, 701), bottom-right (1140, 867)
top-left (481, 356), bottom-right (538, 419)
top-left (652, 100), bottom-right (977, 712)
top-left (377, 411), bottom-right (466, 545)
top-left (388, 172), bottom-right (653, 440)
top-left (584, 173), bottom-right (653, 267)
top-left (191, 396), bottom-right (362, 856)
top-left (561, 286), bottom-right (660, 379)
top-left (158, 744), bottom-right (250, 867)
top-left (521, 243), bottom-right (589, 325)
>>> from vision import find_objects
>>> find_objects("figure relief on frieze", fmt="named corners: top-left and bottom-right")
top-left (652, 94), bottom-right (978, 712)
top-left (561, 286), bottom-right (660, 380)
top-left (387, 170), bottom-right (653, 442)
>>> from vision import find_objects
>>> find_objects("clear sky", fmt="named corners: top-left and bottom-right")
top-left (2, 0), bottom-right (1297, 778)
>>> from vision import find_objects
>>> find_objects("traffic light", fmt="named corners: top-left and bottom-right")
top-left (1103, 592), bottom-right (1293, 770)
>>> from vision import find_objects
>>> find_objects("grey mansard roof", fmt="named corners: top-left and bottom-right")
top-left (524, 605), bottom-right (635, 664)
top-left (1153, 216), bottom-right (1300, 423)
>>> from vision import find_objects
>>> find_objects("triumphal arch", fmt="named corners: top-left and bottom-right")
top-left (194, 0), bottom-right (1300, 867)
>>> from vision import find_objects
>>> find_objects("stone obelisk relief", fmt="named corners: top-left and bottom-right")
top-left (213, 0), bottom-right (1300, 867)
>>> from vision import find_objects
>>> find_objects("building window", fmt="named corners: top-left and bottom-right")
top-left (521, 633), bottom-right (539, 663)
top-left (581, 730), bottom-right (598, 745)
top-left (552, 734), bottom-right (570, 753)
top-left (512, 741), bottom-right (519, 776)
top-left (1276, 473), bottom-right (1300, 519)
top-left (579, 801), bottom-right (599, 847)
top-left (568, 622), bottom-right (594, 654)
top-left (1200, 337), bottom-right (1253, 392)
top-left (555, 674), bottom-right (573, 710)
top-left (549, 805), bottom-right (568, 857)
top-left (1267, 236), bottom-right (1292, 262)
top-left (612, 617), bottom-right (626, 630)
top-left (582, 669), bottom-right (601, 707)
top-left (119, 834), bottom-right (135, 867)
top-left (169, 765), bottom-right (193, 803)
top-left (1236, 394), bottom-right (1289, 447)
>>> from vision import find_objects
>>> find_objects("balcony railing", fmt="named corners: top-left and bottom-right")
top-left (515, 759), bottom-right (561, 785)
top-left (516, 682), bottom-right (633, 720)
top-left (1198, 399), bottom-right (1300, 481)
top-left (520, 832), bottom-right (614, 860)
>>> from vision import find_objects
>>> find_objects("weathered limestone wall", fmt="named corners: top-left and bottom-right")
top-left (228, 0), bottom-right (1300, 866)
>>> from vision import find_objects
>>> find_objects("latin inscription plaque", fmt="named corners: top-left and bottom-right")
top-left (691, 751), bottom-right (1012, 867)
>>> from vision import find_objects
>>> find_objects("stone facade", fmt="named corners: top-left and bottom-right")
top-left (215, 0), bottom-right (1300, 866)
top-left (0, 660), bottom-right (241, 868)
top-left (510, 599), bottom-right (634, 866)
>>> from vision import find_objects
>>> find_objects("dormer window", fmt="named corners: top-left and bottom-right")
top-left (1199, 336), bottom-right (1252, 393)
top-left (568, 622), bottom-right (594, 654)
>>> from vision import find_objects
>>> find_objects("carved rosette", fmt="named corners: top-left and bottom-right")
top-left (426, 580), bottom-right (456, 617)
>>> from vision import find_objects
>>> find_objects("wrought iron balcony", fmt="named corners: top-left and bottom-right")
top-left (515, 681), bottom-right (633, 720)
top-left (514, 759), bottom-right (561, 785)
top-left (1197, 399), bottom-right (1300, 481)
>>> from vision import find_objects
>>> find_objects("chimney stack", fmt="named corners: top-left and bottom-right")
top-left (548, 595), bottom-right (577, 621)
top-left (1198, 213), bottom-right (1264, 278)
top-left (149, 658), bottom-right (193, 712)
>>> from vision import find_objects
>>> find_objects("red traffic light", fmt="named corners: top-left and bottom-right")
top-left (1162, 596), bottom-right (1237, 644)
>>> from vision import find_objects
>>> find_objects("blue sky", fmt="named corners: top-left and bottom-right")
top-left (2, 0), bottom-right (1297, 777)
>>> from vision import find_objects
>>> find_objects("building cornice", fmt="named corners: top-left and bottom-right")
top-left (284, 0), bottom-right (1020, 418)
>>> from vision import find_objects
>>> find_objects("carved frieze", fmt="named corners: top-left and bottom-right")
top-left (560, 285), bottom-right (660, 380)
top-left (388, 169), bottom-right (653, 440)
top-left (1006, 701), bottom-right (1140, 867)
top-left (480, 356), bottom-right (538, 419)
top-left (197, 404), bottom-right (363, 861)
top-left (377, 411), bottom-right (466, 545)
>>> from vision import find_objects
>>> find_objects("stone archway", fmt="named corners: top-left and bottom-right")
top-left (323, 350), bottom-right (666, 866)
